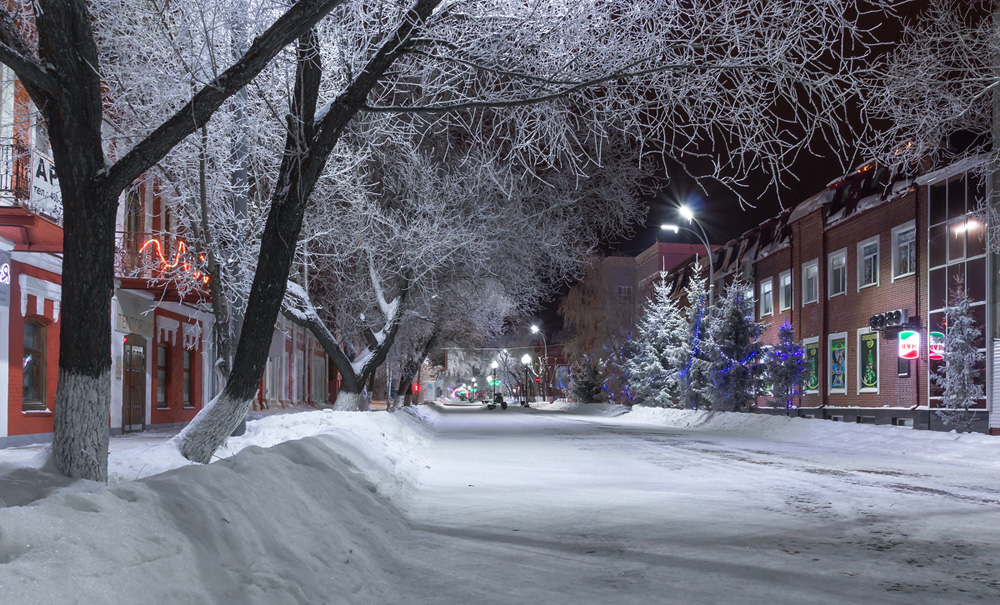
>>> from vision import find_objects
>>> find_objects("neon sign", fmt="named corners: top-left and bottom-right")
top-left (140, 238), bottom-right (210, 286)
top-left (898, 330), bottom-right (920, 359)
top-left (0, 262), bottom-right (9, 285)
top-left (928, 331), bottom-right (945, 360)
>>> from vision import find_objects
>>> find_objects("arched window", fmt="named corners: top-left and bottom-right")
top-left (22, 320), bottom-right (46, 410)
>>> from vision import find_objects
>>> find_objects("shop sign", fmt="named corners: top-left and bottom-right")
top-left (0, 250), bottom-right (10, 307)
top-left (928, 331), bottom-right (945, 360)
top-left (897, 330), bottom-right (920, 359)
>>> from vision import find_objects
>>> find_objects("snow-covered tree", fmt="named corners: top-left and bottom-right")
top-left (677, 268), bottom-right (712, 410)
top-left (766, 321), bottom-right (805, 412)
top-left (932, 286), bottom-right (984, 431)
top-left (705, 280), bottom-right (764, 412)
top-left (626, 275), bottom-right (686, 407)
top-left (570, 355), bottom-right (608, 404)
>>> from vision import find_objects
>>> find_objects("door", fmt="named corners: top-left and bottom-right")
top-left (122, 337), bottom-right (146, 433)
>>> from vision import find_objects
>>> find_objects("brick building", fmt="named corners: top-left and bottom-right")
top-left (661, 159), bottom-right (996, 433)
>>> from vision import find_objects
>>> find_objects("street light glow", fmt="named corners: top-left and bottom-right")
top-left (661, 224), bottom-right (680, 233)
top-left (521, 354), bottom-right (531, 365)
top-left (530, 325), bottom-right (539, 334)
top-left (679, 204), bottom-right (694, 222)
top-left (491, 361), bottom-right (498, 369)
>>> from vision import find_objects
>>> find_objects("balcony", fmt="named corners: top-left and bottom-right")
top-left (0, 141), bottom-right (31, 201)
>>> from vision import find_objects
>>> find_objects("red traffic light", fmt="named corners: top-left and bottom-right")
top-left (413, 384), bottom-right (420, 393)
top-left (534, 376), bottom-right (540, 383)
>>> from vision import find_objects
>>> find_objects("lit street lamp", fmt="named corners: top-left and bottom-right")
top-left (530, 325), bottom-right (548, 401)
top-left (662, 206), bottom-right (714, 305)
top-left (521, 353), bottom-right (532, 406)
top-left (490, 360), bottom-right (498, 401)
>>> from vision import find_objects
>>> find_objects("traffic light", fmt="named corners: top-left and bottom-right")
top-left (412, 383), bottom-right (420, 393)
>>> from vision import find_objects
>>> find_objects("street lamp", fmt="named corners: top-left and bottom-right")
top-left (662, 218), bottom-right (714, 306)
top-left (521, 353), bottom-right (532, 406)
top-left (530, 325), bottom-right (548, 402)
top-left (491, 360), bottom-right (498, 401)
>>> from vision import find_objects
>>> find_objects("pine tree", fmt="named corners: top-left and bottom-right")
top-left (676, 268), bottom-right (713, 409)
top-left (626, 275), bottom-right (686, 406)
top-left (766, 321), bottom-right (805, 412)
top-left (932, 285), bottom-right (984, 431)
top-left (570, 354), bottom-right (608, 403)
top-left (705, 280), bottom-right (764, 412)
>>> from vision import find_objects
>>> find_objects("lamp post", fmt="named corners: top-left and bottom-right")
top-left (662, 216), bottom-right (714, 306)
top-left (472, 377), bottom-right (477, 402)
top-left (491, 360), bottom-right (498, 401)
top-left (521, 353), bottom-right (532, 406)
top-left (530, 325), bottom-right (548, 402)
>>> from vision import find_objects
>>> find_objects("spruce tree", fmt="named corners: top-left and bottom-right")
top-left (676, 268), bottom-right (712, 409)
top-left (570, 354), bottom-right (608, 403)
top-left (705, 280), bottom-right (764, 412)
top-left (766, 321), bottom-right (805, 412)
top-left (932, 285), bottom-right (984, 431)
top-left (626, 275), bottom-right (686, 406)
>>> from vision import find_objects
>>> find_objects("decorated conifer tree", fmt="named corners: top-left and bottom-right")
top-left (766, 321), bottom-right (805, 413)
top-left (705, 280), bottom-right (764, 412)
top-left (570, 354), bottom-right (608, 404)
top-left (932, 285), bottom-right (984, 431)
top-left (676, 267), bottom-right (712, 409)
top-left (626, 275), bottom-right (686, 406)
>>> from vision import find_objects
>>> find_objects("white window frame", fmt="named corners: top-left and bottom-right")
top-left (759, 278), bottom-right (773, 318)
top-left (802, 259), bottom-right (818, 305)
top-left (828, 249), bottom-right (847, 298)
top-left (856, 327), bottom-right (879, 395)
top-left (778, 270), bottom-right (792, 312)
top-left (828, 332), bottom-right (848, 395)
top-left (857, 236), bottom-right (879, 290)
top-left (891, 220), bottom-right (916, 281)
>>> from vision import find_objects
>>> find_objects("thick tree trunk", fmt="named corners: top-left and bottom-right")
top-left (390, 329), bottom-right (439, 411)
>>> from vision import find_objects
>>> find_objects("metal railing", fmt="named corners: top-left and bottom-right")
top-left (0, 141), bottom-right (31, 200)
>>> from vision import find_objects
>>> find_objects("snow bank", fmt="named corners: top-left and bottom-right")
top-left (531, 399), bottom-right (629, 416)
top-left (619, 406), bottom-right (1000, 468)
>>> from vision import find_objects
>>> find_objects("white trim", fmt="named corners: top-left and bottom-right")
top-left (759, 277), bottom-right (773, 318)
top-left (156, 316), bottom-right (179, 346)
top-left (828, 248), bottom-right (847, 298)
top-left (857, 327), bottom-right (879, 394)
top-left (802, 259), bottom-right (819, 305)
top-left (18, 273), bottom-right (60, 321)
top-left (828, 332), bottom-right (848, 395)
top-left (778, 270), bottom-right (792, 312)
top-left (182, 321), bottom-right (202, 351)
top-left (856, 235), bottom-right (880, 291)
top-left (891, 220), bottom-right (917, 281)
top-left (11, 251), bottom-right (62, 275)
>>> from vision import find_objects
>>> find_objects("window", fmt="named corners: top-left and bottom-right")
top-left (759, 278), bottom-right (773, 317)
top-left (828, 250), bottom-right (846, 297)
top-left (183, 350), bottom-right (192, 406)
top-left (892, 222), bottom-right (916, 279)
top-left (22, 321), bottom-right (46, 410)
top-left (828, 332), bottom-right (847, 395)
top-left (803, 337), bottom-right (819, 394)
top-left (802, 260), bottom-right (818, 305)
top-left (157, 344), bottom-right (168, 408)
top-left (616, 286), bottom-right (633, 301)
top-left (858, 329), bottom-right (879, 393)
top-left (779, 270), bottom-right (792, 311)
top-left (857, 237), bottom-right (878, 289)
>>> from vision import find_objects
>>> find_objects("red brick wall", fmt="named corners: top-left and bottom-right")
top-left (149, 308), bottom-right (202, 425)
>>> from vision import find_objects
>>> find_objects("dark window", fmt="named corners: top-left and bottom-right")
top-left (929, 268), bottom-right (946, 311)
top-left (157, 344), bottom-right (168, 408)
top-left (947, 264), bottom-right (966, 299)
top-left (967, 220), bottom-right (986, 258)
top-left (22, 321), bottom-right (45, 410)
top-left (183, 350), bottom-right (192, 406)
top-left (971, 305), bottom-right (987, 350)
top-left (929, 224), bottom-right (947, 268)
top-left (966, 257), bottom-right (987, 303)
top-left (947, 179), bottom-right (965, 221)
top-left (929, 184), bottom-right (947, 225)
top-left (948, 220), bottom-right (965, 262)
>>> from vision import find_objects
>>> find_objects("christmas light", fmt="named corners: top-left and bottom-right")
top-left (140, 237), bottom-right (210, 288)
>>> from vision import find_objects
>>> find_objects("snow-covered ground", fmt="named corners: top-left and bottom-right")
top-left (1, 402), bottom-right (999, 603)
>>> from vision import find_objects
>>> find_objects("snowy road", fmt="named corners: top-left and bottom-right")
top-left (403, 403), bottom-right (1000, 604)
top-left (2, 402), bottom-right (1000, 603)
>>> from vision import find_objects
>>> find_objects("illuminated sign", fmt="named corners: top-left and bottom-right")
top-left (0, 250), bottom-right (10, 307)
top-left (897, 330), bottom-right (920, 359)
top-left (928, 331), bottom-right (945, 360)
